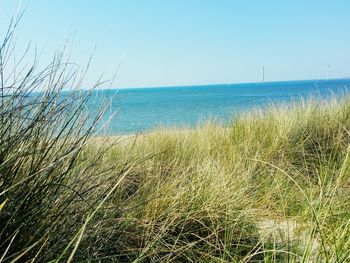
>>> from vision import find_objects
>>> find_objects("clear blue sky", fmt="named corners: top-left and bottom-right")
top-left (0, 1), bottom-right (350, 88)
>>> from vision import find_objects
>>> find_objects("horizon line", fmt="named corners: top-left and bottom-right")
top-left (112, 76), bottom-right (350, 90)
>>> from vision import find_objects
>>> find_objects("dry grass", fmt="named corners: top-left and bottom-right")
top-left (82, 96), bottom-right (350, 262)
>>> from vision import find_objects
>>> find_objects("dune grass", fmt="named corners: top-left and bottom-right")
top-left (95, 97), bottom-right (350, 262)
top-left (1, 16), bottom-right (350, 263)
top-left (10, 94), bottom-right (344, 262)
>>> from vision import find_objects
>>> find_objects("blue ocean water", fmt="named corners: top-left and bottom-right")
top-left (93, 79), bottom-right (350, 134)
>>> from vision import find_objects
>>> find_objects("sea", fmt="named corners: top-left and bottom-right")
top-left (91, 79), bottom-right (350, 135)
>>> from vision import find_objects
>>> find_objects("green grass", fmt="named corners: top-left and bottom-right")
top-left (61, 96), bottom-right (350, 262)
top-left (113, 97), bottom-right (350, 262)
top-left (1, 15), bottom-right (350, 262)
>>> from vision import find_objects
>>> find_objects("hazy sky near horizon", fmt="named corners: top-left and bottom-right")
top-left (0, 0), bottom-right (350, 88)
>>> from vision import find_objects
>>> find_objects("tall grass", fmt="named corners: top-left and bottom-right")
top-left (1, 15), bottom-right (350, 263)
top-left (0, 17), bottom-right (131, 262)
top-left (97, 96), bottom-right (350, 262)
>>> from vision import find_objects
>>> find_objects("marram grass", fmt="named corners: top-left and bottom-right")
top-left (26, 95), bottom-right (350, 262)
top-left (104, 96), bottom-right (350, 262)
top-left (2, 92), bottom-right (350, 262)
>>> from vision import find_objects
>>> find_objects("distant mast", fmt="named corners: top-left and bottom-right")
top-left (262, 66), bottom-right (265, 83)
